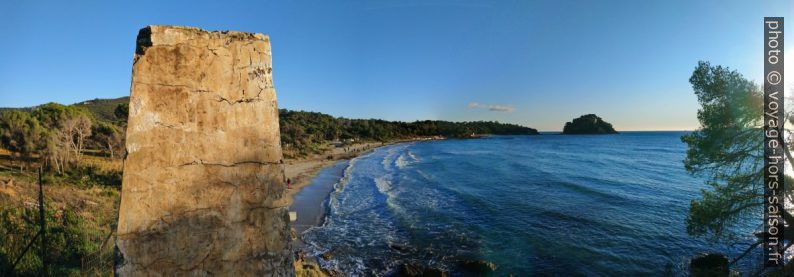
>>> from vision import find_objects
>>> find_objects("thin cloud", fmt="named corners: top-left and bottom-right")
top-left (468, 102), bottom-right (516, 113)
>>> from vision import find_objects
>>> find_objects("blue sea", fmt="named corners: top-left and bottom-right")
top-left (300, 132), bottom-right (760, 276)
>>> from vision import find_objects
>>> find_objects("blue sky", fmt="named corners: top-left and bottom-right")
top-left (0, 0), bottom-right (791, 131)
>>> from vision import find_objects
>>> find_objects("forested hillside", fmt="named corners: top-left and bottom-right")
top-left (2, 97), bottom-right (538, 159)
top-left (0, 97), bottom-right (537, 274)
top-left (279, 109), bottom-right (538, 156)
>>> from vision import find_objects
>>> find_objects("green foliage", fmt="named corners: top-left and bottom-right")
top-left (71, 97), bottom-right (129, 123)
top-left (279, 109), bottom-right (538, 157)
top-left (114, 102), bottom-right (129, 123)
top-left (91, 122), bottom-right (118, 144)
top-left (681, 61), bottom-right (766, 241)
top-left (562, 114), bottom-right (618, 134)
top-left (5, 97), bottom-right (538, 161)
top-left (30, 103), bottom-right (92, 130)
top-left (0, 205), bottom-right (107, 276)
top-left (0, 110), bottom-right (47, 164)
top-left (90, 121), bottom-right (124, 159)
top-left (49, 165), bottom-right (122, 188)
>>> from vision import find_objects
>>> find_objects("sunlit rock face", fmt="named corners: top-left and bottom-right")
top-left (116, 25), bottom-right (293, 276)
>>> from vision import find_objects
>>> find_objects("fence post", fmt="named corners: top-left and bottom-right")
top-left (38, 167), bottom-right (47, 276)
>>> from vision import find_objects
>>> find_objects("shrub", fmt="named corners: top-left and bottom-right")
top-left (0, 205), bottom-right (109, 276)
top-left (58, 165), bottom-right (122, 188)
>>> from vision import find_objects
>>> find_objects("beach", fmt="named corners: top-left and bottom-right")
top-left (294, 133), bottom-right (760, 275)
top-left (282, 142), bottom-right (391, 276)
top-left (280, 141), bottom-right (394, 235)
top-left (281, 138), bottom-right (442, 210)
top-left (280, 142), bottom-right (382, 207)
top-left (285, 139), bottom-right (446, 275)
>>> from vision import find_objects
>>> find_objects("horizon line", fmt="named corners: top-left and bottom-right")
top-left (538, 129), bottom-right (696, 133)
top-left (0, 97), bottom-right (700, 133)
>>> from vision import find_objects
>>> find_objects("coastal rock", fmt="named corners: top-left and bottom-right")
top-left (562, 114), bottom-right (618, 134)
top-left (297, 262), bottom-right (328, 277)
top-left (421, 267), bottom-right (447, 277)
top-left (458, 260), bottom-right (498, 273)
top-left (115, 26), bottom-right (293, 275)
top-left (396, 263), bottom-right (448, 277)
top-left (389, 243), bottom-right (412, 252)
top-left (320, 250), bottom-right (335, 260)
top-left (690, 253), bottom-right (729, 277)
top-left (294, 250), bottom-right (331, 277)
top-left (398, 263), bottom-right (422, 276)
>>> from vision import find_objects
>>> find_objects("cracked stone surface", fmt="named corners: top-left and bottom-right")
top-left (116, 25), bottom-right (293, 276)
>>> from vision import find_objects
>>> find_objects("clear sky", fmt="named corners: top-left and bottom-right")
top-left (1, 0), bottom-right (792, 131)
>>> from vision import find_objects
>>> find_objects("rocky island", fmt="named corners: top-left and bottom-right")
top-left (562, 114), bottom-right (618, 134)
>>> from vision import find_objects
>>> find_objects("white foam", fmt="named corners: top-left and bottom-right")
top-left (381, 147), bottom-right (398, 170)
top-left (374, 176), bottom-right (391, 192)
top-left (328, 159), bottom-right (358, 216)
top-left (415, 169), bottom-right (434, 182)
top-left (395, 154), bottom-right (410, 169)
top-left (408, 151), bottom-right (419, 161)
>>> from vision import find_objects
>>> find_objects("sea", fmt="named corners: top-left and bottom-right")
top-left (297, 132), bottom-right (762, 276)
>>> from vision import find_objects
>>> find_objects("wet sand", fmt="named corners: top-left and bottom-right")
top-left (270, 142), bottom-right (382, 208)
top-left (286, 138), bottom-right (443, 274)
top-left (284, 138), bottom-right (441, 228)
top-left (288, 161), bottom-right (348, 234)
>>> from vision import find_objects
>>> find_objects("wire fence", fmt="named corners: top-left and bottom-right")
top-left (2, 168), bottom-right (117, 276)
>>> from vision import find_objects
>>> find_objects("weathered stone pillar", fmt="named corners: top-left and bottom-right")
top-left (116, 25), bottom-right (293, 276)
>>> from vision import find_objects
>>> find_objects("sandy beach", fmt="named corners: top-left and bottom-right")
top-left (288, 161), bottom-right (348, 234)
top-left (281, 137), bottom-right (443, 209)
top-left (283, 138), bottom-right (444, 275)
top-left (284, 142), bottom-right (388, 275)
top-left (268, 142), bottom-right (383, 210)
top-left (280, 142), bottom-right (383, 205)
top-left (281, 137), bottom-right (444, 212)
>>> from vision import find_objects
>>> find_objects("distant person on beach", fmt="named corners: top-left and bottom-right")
top-left (287, 178), bottom-right (292, 189)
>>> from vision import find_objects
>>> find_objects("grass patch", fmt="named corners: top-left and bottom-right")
top-left (45, 166), bottom-right (121, 189)
top-left (0, 151), bottom-right (120, 276)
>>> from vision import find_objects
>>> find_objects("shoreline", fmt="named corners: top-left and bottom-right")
top-left (288, 161), bottom-right (348, 235)
top-left (276, 141), bottom-right (384, 209)
top-left (287, 136), bottom-right (503, 276)
top-left (284, 139), bottom-right (429, 276)
top-left (286, 136), bottom-right (424, 235)
top-left (280, 136), bottom-right (442, 210)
